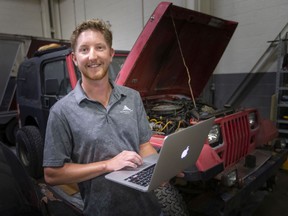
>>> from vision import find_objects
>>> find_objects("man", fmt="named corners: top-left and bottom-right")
top-left (43, 19), bottom-right (162, 215)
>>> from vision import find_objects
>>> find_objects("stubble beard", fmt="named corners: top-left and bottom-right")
top-left (82, 67), bottom-right (109, 81)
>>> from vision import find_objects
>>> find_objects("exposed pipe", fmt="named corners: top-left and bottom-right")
top-left (73, 0), bottom-right (77, 27)
top-left (40, 0), bottom-right (51, 37)
top-left (52, 0), bottom-right (62, 39)
top-left (141, 0), bottom-right (144, 29)
top-left (184, 0), bottom-right (197, 11)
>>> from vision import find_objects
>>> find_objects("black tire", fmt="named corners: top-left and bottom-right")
top-left (154, 183), bottom-right (190, 216)
top-left (16, 126), bottom-right (44, 179)
top-left (5, 118), bottom-right (18, 145)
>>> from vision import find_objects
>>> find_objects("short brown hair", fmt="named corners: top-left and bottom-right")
top-left (70, 19), bottom-right (113, 51)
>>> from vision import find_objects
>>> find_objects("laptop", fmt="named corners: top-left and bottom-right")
top-left (105, 117), bottom-right (215, 192)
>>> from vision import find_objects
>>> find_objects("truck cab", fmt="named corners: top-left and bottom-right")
top-left (17, 46), bottom-right (74, 140)
top-left (0, 33), bottom-right (70, 145)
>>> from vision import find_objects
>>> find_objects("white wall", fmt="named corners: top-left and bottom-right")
top-left (212, 0), bottom-right (288, 74)
top-left (0, 0), bottom-right (207, 50)
top-left (1, 0), bottom-right (287, 75)
top-left (58, 0), bottom-right (193, 50)
top-left (0, 0), bottom-right (43, 36)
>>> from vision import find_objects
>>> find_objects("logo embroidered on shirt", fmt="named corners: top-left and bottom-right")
top-left (120, 105), bottom-right (133, 114)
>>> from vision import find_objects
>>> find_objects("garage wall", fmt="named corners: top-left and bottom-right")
top-left (57, 0), bottom-right (194, 50)
top-left (212, 0), bottom-right (288, 75)
top-left (209, 0), bottom-right (288, 119)
top-left (1, 0), bottom-right (287, 118)
top-left (0, 0), bottom-right (209, 50)
top-left (0, 0), bottom-right (43, 36)
top-left (58, 0), bottom-right (144, 50)
top-left (1, 0), bottom-right (286, 70)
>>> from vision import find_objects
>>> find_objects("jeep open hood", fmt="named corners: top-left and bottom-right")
top-left (117, 2), bottom-right (238, 98)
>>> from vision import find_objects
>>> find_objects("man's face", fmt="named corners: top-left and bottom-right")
top-left (72, 29), bottom-right (114, 81)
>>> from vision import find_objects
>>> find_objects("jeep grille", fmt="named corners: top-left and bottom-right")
top-left (220, 112), bottom-right (256, 168)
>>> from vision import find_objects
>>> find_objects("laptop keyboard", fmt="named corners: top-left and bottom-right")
top-left (125, 165), bottom-right (155, 187)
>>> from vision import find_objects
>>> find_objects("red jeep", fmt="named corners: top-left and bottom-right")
top-left (16, 2), bottom-right (286, 215)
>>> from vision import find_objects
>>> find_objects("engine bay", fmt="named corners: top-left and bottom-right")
top-left (143, 97), bottom-right (219, 135)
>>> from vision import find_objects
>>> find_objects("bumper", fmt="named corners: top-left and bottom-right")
top-left (220, 149), bottom-right (288, 214)
top-left (187, 149), bottom-right (288, 215)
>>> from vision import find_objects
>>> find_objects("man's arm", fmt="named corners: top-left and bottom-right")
top-left (44, 150), bottom-right (146, 185)
top-left (44, 161), bottom-right (107, 185)
top-left (139, 141), bottom-right (158, 158)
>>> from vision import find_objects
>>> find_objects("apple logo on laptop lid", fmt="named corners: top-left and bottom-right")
top-left (181, 146), bottom-right (189, 159)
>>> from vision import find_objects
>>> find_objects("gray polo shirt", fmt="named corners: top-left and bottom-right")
top-left (43, 80), bottom-right (161, 216)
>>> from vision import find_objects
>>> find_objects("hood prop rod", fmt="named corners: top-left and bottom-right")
top-left (171, 15), bottom-right (198, 113)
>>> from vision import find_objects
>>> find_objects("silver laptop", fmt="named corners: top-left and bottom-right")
top-left (105, 117), bottom-right (215, 192)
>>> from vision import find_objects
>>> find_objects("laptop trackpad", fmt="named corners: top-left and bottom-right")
top-left (122, 153), bottom-right (158, 171)
top-left (123, 161), bottom-right (153, 171)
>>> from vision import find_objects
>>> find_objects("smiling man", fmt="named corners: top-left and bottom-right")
top-left (43, 19), bottom-right (162, 216)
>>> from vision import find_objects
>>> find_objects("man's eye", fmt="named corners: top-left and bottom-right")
top-left (80, 47), bottom-right (88, 53)
top-left (97, 46), bottom-right (104, 51)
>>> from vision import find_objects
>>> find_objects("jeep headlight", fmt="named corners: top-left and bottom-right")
top-left (208, 124), bottom-right (222, 148)
top-left (248, 112), bottom-right (257, 129)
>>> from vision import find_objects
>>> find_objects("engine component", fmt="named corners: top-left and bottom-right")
top-left (145, 99), bottom-right (217, 135)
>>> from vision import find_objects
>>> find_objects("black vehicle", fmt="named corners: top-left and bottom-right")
top-left (0, 141), bottom-right (42, 215)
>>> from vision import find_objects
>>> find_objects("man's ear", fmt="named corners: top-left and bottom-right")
top-left (110, 48), bottom-right (115, 62)
top-left (72, 52), bottom-right (77, 66)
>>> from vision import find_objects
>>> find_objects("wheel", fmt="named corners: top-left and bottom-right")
top-left (154, 183), bottom-right (189, 216)
top-left (16, 126), bottom-right (43, 179)
top-left (0, 141), bottom-right (43, 215)
top-left (5, 118), bottom-right (18, 145)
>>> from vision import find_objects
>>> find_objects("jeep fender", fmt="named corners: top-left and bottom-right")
top-left (256, 119), bottom-right (278, 146)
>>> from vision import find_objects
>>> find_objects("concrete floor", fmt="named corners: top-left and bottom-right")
top-left (253, 168), bottom-right (288, 216)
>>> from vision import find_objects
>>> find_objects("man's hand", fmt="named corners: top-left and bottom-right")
top-left (106, 150), bottom-right (143, 171)
top-left (176, 172), bottom-right (185, 178)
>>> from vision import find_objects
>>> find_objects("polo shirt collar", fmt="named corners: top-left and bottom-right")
top-left (74, 79), bottom-right (126, 104)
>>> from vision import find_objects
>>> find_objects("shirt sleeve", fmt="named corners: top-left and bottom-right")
top-left (43, 106), bottom-right (73, 167)
top-left (135, 92), bottom-right (153, 145)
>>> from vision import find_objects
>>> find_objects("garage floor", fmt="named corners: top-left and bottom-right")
top-left (253, 168), bottom-right (288, 216)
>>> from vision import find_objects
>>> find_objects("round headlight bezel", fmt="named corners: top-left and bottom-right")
top-left (248, 112), bottom-right (258, 130)
top-left (208, 124), bottom-right (223, 148)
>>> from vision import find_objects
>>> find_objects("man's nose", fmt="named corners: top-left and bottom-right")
top-left (89, 48), bottom-right (98, 60)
